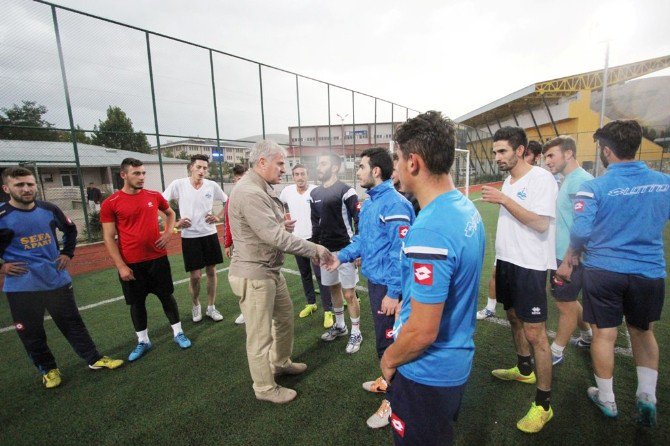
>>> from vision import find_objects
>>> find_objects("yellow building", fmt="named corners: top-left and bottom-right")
top-left (456, 55), bottom-right (670, 176)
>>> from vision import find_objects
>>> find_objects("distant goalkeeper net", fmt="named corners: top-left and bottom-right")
top-left (452, 148), bottom-right (470, 197)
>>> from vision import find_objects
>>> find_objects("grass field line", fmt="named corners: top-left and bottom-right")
top-left (0, 266), bottom-right (634, 357)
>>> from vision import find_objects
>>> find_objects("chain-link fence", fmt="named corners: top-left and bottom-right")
top-left (1, 0), bottom-right (428, 241)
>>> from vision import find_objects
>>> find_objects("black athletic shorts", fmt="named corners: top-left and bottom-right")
top-left (120, 255), bottom-right (175, 305)
top-left (582, 267), bottom-right (665, 330)
top-left (182, 233), bottom-right (224, 272)
top-left (496, 259), bottom-right (548, 323)
top-left (387, 371), bottom-right (466, 446)
top-left (550, 258), bottom-right (583, 302)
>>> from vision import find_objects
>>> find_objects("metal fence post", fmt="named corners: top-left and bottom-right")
top-left (295, 75), bottom-right (302, 162)
top-left (258, 64), bottom-right (265, 139)
top-left (351, 90), bottom-right (356, 188)
top-left (145, 32), bottom-right (165, 190)
top-left (327, 84), bottom-right (332, 153)
top-left (209, 49), bottom-right (224, 187)
top-left (51, 5), bottom-right (91, 242)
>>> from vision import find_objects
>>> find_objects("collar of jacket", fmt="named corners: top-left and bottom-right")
top-left (247, 169), bottom-right (278, 198)
top-left (367, 179), bottom-right (394, 200)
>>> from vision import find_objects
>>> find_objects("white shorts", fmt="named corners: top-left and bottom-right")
top-left (321, 254), bottom-right (359, 289)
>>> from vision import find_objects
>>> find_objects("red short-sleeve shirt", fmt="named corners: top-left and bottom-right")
top-left (100, 189), bottom-right (170, 264)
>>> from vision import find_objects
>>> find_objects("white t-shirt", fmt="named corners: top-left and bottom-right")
top-left (495, 166), bottom-right (558, 271)
top-left (280, 184), bottom-right (316, 240)
top-left (163, 178), bottom-right (228, 238)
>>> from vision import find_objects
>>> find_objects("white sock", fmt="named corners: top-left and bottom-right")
top-left (207, 305), bottom-right (215, 312)
top-left (486, 298), bottom-right (497, 312)
top-left (351, 317), bottom-right (361, 335)
top-left (136, 329), bottom-right (150, 344)
top-left (171, 322), bottom-right (183, 336)
top-left (193, 303), bottom-right (201, 309)
top-left (580, 328), bottom-right (593, 342)
top-left (595, 374), bottom-right (615, 403)
top-left (636, 366), bottom-right (658, 403)
top-left (551, 342), bottom-right (565, 357)
top-left (334, 306), bottom-right (345, 328)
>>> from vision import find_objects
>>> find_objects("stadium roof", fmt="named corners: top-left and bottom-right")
top-left (456, 54), bottom-right (670, 127)
top-left (0, 140), bottom-right (187, 167)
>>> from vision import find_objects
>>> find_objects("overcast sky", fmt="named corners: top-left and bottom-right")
top-left (2, 0), bottom-right (669, 141)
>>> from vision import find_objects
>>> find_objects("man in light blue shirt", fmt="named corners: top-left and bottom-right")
top-left (375, 111), bottom-right (485, 445)
top-left (542, 136), bottom-right (593, 366)
top-left (557, 120), bottom-right (670, 427)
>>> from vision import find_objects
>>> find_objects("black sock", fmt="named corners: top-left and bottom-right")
top-left (517, 354), bottom-right (533, 376)
top-left (536, 388), bottom-right (551, 411)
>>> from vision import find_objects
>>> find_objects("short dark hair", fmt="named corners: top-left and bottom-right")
top-left (232, 164), bottom-right (247, 176)
top-left (525, 140), bottom-right (542, 157)
top-left (2, 166), bottom-right (34, 184)
top-left (593, 120), bottom-right (642, 160)
top-left (291, 163), bottom-right (306, 172)
top-left (188, 154), bottom-right (209, 170)
top-left (493, 126), bottom-right (527, 151)
top-left (394, 110), bottom-right (456, 175)
top-left (360, 147), bottom-right (393, 181)
top-left (121, 157), bottom-right (143, 171)
top-left (542, 135), bottom-right (577, 155)
top-left (318, 153), bottom-right (342, 169)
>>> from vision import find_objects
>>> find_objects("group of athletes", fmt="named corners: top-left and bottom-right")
top-left (0, 111), bottom-right (667, 445)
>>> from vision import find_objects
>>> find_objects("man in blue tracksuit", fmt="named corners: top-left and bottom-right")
top-left (557, 120), bottom-right (669, 428)
top-left (327, 147), bottom-right (415, 428)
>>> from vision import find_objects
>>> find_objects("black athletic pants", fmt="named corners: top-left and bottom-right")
top-left (295, 255), bottom-right (332, 311)
top-left (7, 284), bottom-right (101, 373)
top-left (369, 281), bottom-right (395, 359)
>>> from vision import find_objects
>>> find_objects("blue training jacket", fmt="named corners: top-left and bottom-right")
top-left (338, 180), bottom-right (415, 298)
top-left (570, 161), bottom-right (670, 278)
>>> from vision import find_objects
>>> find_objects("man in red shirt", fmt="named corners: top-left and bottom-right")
top-left (101, 158), bottom-right (191, 362)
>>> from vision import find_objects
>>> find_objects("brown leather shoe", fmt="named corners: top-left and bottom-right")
top-left (272, 362), bottom-right (307, 377)
top-left (255, 386), bottom-right (297, 404)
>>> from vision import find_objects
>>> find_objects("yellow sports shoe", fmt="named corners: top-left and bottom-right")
top-left (323, 311), bottom-right (334, 328)
top-left (43, 369), bottom-right (62, 389)
top-left (517, 402), bottom-right (553, 433)
top-left (89, 356), bottom-right (124, 370)
top-left (299, 304), bottom-right (318, 318)
top-left (491, 365), bottom-right (536, 384)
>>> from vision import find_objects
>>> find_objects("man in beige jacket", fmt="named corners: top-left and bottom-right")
top-left (228, 140), bottom-right (332, 404)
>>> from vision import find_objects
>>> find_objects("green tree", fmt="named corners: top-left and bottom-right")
top-left (92, 106), bottom-right (151, 153)
top-left (0, 101), bottom-right (65, 141)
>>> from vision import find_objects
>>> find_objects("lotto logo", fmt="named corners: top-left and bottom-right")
top-left (385, 328), bottom-right (394, 339)
top-left (574, 200), bottom-right (585, 212)
top-left (390, 413), bottom-right (406, 438)
top-left (147, 202), bottom-right (154, 208)
top-left (531, 307), bottom-right (541, 316)
top-left (398, 226), bottom-right (409, 238)
top-left (355, 202), bottom-right (362, 211)
top-left (15, 322), bottom-right (24, 331)
top-left (413, 263), bottom-right (433, 285)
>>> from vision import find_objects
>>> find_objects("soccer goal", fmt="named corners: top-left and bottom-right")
top-left (453, 148), bottom-right (471, 197)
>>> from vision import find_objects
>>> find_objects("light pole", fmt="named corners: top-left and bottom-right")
top-left (595, 41), bottom-right (610, 177)
top-left (336, 113), bottom-right (348, 157)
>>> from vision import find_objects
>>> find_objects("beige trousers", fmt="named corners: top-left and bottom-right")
top-left (228, 273), bottom-right (294, 393)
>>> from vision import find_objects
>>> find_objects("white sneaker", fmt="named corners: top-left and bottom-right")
top-left (345, 333), bottom-right (363, 354)
top-left (234, 313), bottom-right (245, 325)
top-left (476, 308), bottom-right (495, 320)
top-left (367, 399), bottom-right (391, 428)
top-left (206, 306), bottom-right (223, 322)
top-left (192, 304), bottom-right (202, 323)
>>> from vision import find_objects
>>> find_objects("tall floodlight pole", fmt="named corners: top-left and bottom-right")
top-left (595, 41), bottom-right (610, 176)
top-left (337, 113), bottom-right (348, 157)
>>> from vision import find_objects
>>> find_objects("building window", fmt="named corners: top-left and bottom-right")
top-left (60, 170), bottom-right (80, 187)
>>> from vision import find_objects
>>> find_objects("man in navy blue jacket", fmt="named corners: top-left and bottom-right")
top-left (328, 147), bottom-right (415, 428)
top-left (557, 120), bottom-right (669, 427)
top-left (0, 167), bottom-right (123, 389)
